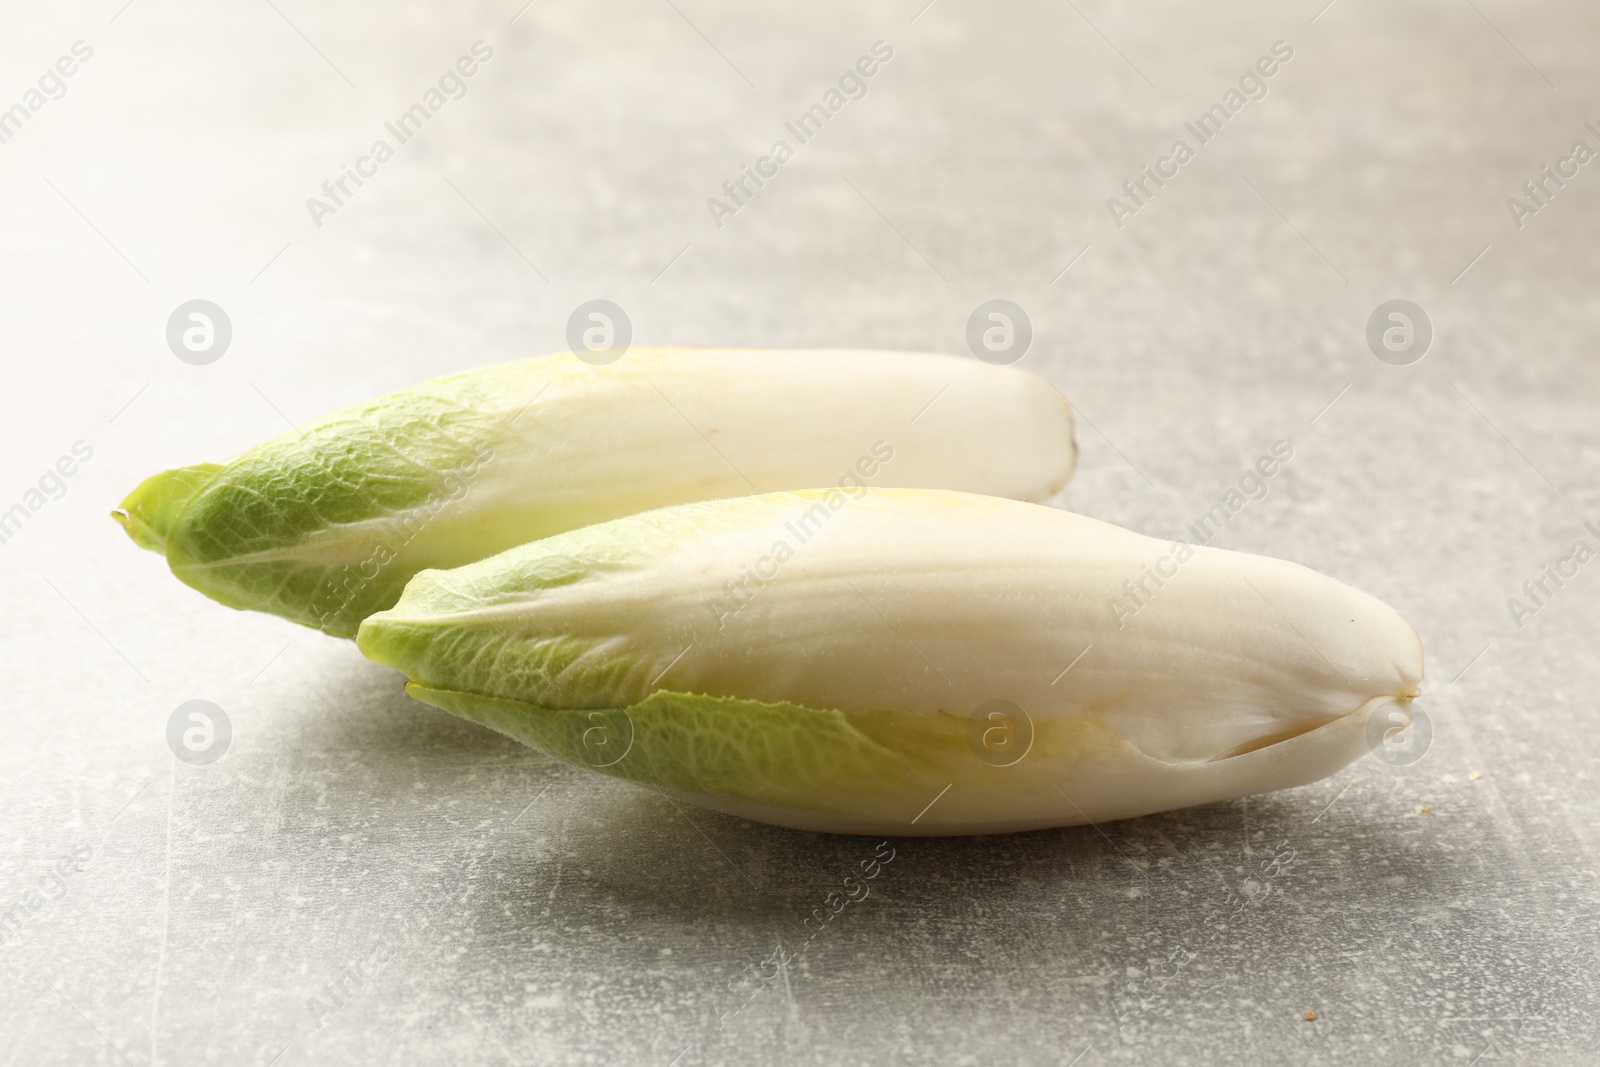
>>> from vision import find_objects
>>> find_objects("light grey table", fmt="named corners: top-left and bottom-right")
top-left (3, 1), bottom-right (1597, 1063)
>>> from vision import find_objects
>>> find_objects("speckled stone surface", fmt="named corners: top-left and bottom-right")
top-left (2, 1), bottom-right (1598, 1064)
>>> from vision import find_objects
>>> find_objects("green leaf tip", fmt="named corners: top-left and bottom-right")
top-left (112, 463), bottom-right (224, 554)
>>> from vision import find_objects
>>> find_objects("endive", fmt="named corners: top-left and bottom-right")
top-left (112, 349), bottom-right (1074, 636)
top-left (358, 489), bottom-right (1424, 835)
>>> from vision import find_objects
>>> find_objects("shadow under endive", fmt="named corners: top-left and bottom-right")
top-left (300, 663), bottom-right (1479, 1050)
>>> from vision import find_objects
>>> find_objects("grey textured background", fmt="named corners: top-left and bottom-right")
top-left (2, 0), bottom-right (1598, 1064)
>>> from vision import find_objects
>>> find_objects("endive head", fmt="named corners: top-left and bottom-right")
top-left (112, 349), bottom-right (1076, 638)
top-left (359, 489), bottom-right (1424, 835)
